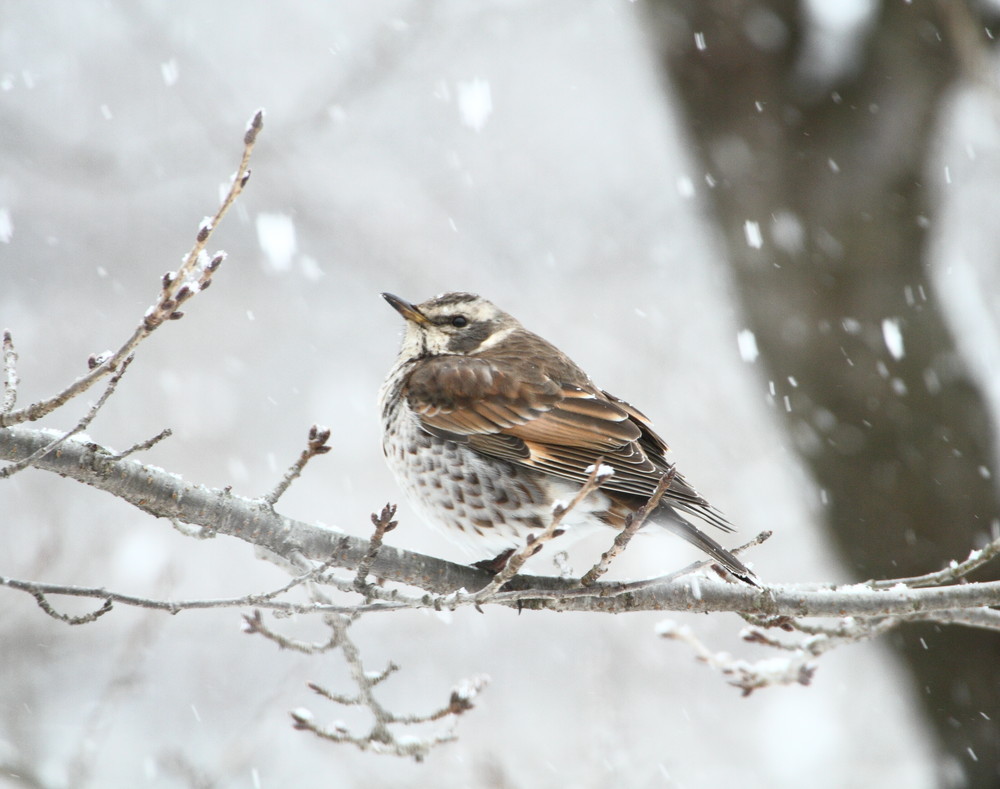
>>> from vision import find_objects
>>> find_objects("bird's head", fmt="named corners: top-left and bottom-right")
top-left (382, 292), bottom-right (521, 358)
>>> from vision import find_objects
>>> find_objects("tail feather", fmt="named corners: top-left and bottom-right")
top-left (654, 504), bottom-right (758, 586)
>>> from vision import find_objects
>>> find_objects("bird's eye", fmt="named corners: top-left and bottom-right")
top-left (450, 315), bottom-right (469, 328)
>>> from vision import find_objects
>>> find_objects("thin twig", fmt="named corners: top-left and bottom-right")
top-left (262, 424), bottom-right (331, 507)
top-left (2, 329), bottom-right (17, 413)
top-left (277, 556), bottom-right (471, 760)
top-left (657, 619), bottom-right (820, 696)
top-left (602, 530), bottom-right (774, 596)
top-left (0, 355), bottom-right (134, 479)
top-left (289, 709), bottom-right (457, 760)
top-left (242, 609), bottom-right (342, 653)
top-left (108, 427), bottom-right (173, 460)
top-left (355, 504), bottom-right (398, 592)
top-left (869, 533), bottom-right (1000, 589)
top-left (291, 617), bottom-right (488, 760)
top-left (5, 567), bottom-right (1000, 632)
top-left (580, 466), bottom-right (677, 586)
top-left (0, 109), bottom-right (264, 429)
top-left (29, 590), bottom-right (114, 625)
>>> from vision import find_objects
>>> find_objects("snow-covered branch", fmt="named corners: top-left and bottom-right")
top-left (3, 424), bottom-right (1000, 626)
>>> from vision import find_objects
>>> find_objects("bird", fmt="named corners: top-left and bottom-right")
top-left (378, 291), bottom-right (758, 586)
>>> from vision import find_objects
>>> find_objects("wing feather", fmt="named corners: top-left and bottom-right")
top-left (404, 354), bottom-right (731, 532)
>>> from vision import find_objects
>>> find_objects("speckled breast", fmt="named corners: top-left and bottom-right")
top-left (379, 375), bottom-right (552, 558)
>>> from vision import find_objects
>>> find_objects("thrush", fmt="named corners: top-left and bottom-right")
top-left (378, 291), bottom-right (758, 585)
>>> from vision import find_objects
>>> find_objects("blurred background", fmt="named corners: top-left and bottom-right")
top-left (2, 1), bottom-right (999, 787)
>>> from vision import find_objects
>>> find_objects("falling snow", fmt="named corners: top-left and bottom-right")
top-left (0, 208), bottom-right (12, 243)
top-left (744, 219), bottom-right (763, 249)
top-left (255, 212), bottom-right (297, 272)
top-left (882, 318), bottom-right (905, 360)
top-left (457, 78), bottom-right (492, 132)
top-left (737, 328), bottom-right (760, 362)
top-left (161, 59), bottom-right (179, 86)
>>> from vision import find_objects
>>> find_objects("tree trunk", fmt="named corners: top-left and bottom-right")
top-left (647, 1), bottom-right (1000, 784)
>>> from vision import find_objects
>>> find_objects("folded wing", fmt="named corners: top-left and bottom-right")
top-left (405, 354), bottom-right (732, 532)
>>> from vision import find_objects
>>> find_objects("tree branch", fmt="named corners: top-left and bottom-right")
top-left (0, 354), bottom-right (134, 480)
top-left (262, 424), bottom-right (331, 507)
top-left (1, 329), bottom-right (18, 414)
top-left (0, 109), bottom-right (264, 429)
top-left (3, 425), bottom-right (1000, 625)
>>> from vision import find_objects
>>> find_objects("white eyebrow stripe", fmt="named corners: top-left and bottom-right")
top-left (471, 324), bottom-right (518, 352)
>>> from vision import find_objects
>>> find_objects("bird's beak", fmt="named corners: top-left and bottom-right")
top-left (382, 292), bottom-right (430, 325)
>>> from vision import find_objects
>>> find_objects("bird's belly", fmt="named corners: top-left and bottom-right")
top-left (382, 408), bottom-right (608, 559)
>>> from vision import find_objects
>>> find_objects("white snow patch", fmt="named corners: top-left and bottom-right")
top-left (654, 619), bottom-right (682, 637)
top-left (452, 673), bottom-right (490, 702)
top-left (90, 350), bottom-right (113, 367)
top-left (736, 329), bottom-right (759, 362)
top-left (255, 212), bottom-right (297, 272)
top-left (160, 59), bottom-right (179, 86)
top-left (585, 462), bottom-right (615, 481)
top-left (881, 317), bottom-right (905, 360)
top-left (0, 208), bottom-right (12, 243)
top-left (456, 78), bottom-right (492, 132)
top-left (744, 219), bottom-right (763, 249)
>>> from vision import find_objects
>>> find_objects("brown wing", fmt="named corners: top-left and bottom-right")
top-left (405, 355), bottom-right (637, 445)
top-left (405, 355), bottom-right (732, 532)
